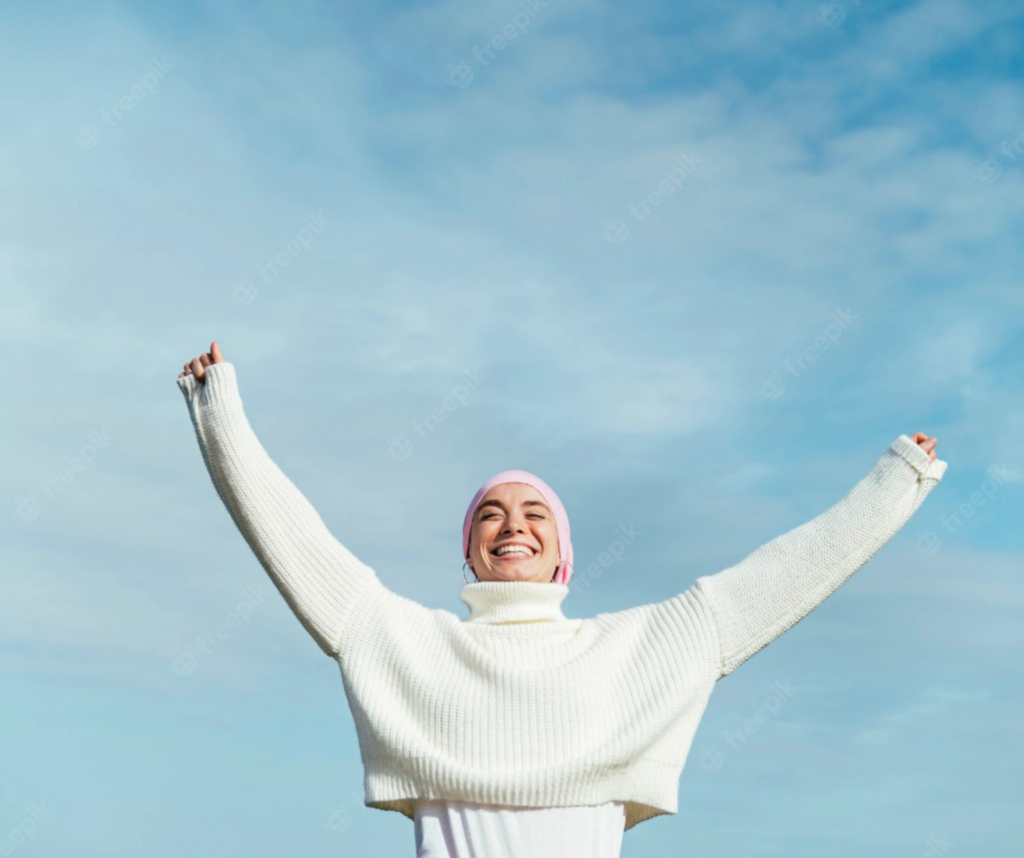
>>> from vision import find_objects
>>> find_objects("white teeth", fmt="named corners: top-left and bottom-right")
top-left (493, 546), bottom-right (534, 556)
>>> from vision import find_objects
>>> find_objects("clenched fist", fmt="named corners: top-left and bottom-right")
top-left (178, 341), bottom-right (226, 384)
top-left (909, 432), bottom-right (939, 461)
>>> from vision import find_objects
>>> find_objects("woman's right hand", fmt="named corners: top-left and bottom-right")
top-left (178, 341), bottom-right (226, 383)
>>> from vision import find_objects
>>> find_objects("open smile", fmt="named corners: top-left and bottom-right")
top-left (489, 543), bottom-right (538, 559)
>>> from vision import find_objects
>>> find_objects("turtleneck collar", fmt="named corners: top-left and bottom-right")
top-left (458, 581), bottom-right (570, 625)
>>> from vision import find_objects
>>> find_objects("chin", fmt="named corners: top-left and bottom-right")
top-left (487, 564), bottom-right (541, 583)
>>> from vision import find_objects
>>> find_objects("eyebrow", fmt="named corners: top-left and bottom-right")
top-left (476, 499), bottom-right (551, 516)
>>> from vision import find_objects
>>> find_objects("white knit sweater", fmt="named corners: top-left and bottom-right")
top-left (177, 363), bottom-right (948, 832)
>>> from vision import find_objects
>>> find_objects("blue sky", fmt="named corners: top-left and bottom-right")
top-left (2, 0), bottom-right (1022, 854)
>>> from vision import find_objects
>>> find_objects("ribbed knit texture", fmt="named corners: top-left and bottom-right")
top-left (177, 363), bottom-right (947, 832)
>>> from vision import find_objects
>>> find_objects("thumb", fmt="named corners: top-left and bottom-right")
top-left (210, 340), bottom-right (225, 363)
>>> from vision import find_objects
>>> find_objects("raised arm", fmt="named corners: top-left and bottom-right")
top-left (694, 434), bottom-right (947, 679)
top-left (176, 342), bottom-right (385, 658)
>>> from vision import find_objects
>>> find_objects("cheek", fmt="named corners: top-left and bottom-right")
top-left (471, 525), bottom-right (495, 554)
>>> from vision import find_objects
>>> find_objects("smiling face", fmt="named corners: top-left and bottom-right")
top-left (466, 482), bottom-right (560, 584)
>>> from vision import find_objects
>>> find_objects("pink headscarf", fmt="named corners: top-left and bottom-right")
top-left (462, 470), bottom-right (574, 585)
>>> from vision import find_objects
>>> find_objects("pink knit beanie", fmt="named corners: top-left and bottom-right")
top-left (462, 470), bottom-right (574, 585)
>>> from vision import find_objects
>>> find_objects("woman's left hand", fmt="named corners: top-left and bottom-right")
top-left (910, 432), bottom-right (938, 461)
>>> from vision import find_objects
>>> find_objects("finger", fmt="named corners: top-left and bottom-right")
top-left (199, 354), bottom-right (212, 368)
top-left (183, 362), bottom-right (193, 376)
top-left (211, 341), bottom-right (225, 363)
top-left (178, 371), bottom-right (185, 379)
top-left (190, 356), bottom-right (205, 381)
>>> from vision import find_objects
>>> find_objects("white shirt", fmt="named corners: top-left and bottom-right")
top-left (414, 799), bottom-right (626, 858)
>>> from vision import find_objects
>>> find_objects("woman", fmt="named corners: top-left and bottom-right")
top-left (178, 341), bottom-right (946, 857)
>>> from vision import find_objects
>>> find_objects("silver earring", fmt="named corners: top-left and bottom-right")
top-left (462, 561), bottom-right (477, 584)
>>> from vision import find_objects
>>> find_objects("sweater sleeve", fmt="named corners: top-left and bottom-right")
top-left (694, 435), bottom-right (948, 679)
top-left (176, 362), bottom-right (386, 658)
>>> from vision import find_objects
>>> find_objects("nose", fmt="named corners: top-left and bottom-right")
top-left (502, 520), bottom-right (525, 535)
top-left (501, 514), bottom-right (527, 535)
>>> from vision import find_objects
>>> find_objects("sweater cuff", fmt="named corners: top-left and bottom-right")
top-left (176, 372), bottom-right (197, 402)
top-left (197, 363), bottom-right (243, 412)
top-left (890, 434), bottom-right (948, 482)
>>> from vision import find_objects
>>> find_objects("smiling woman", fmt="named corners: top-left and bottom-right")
top-left (176, 340), bottom-right (947, 858)
top-left (463, 474), bottom-right (573, 585)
